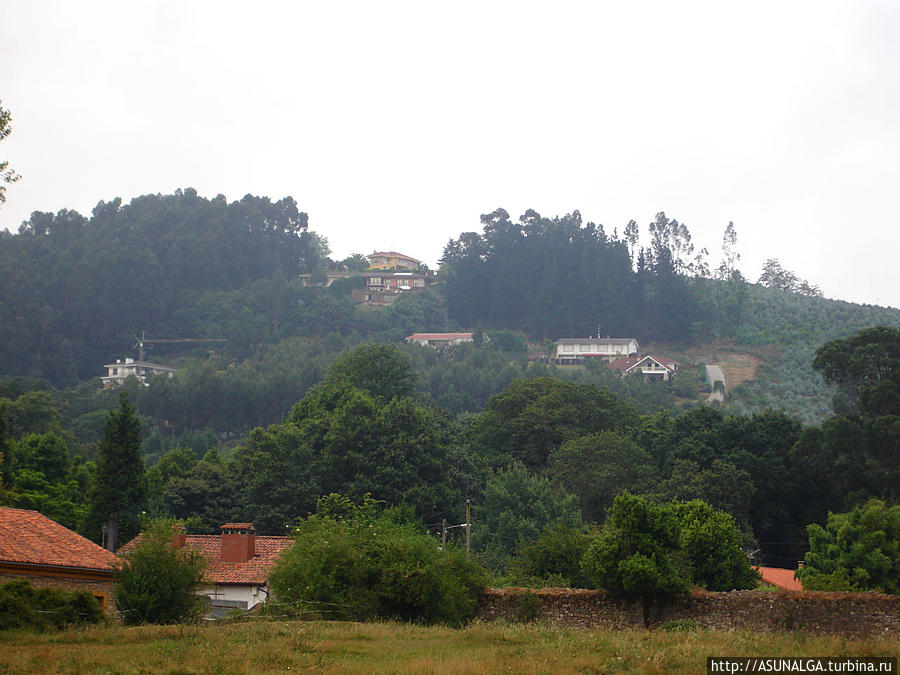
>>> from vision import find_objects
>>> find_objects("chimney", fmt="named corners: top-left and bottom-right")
top-left (220, 523), bottom-right (255, 563)
top-left (171, 525), bottom-right (186, 549)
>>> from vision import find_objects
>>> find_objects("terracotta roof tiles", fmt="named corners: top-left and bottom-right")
top-left (0, 508), bottom-right (118, 573)
top-left (119, 532), bottom-right (292, 586)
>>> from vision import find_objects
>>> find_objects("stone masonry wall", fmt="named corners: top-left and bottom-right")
top-left (478, 588), bottom-right (900, 638)
top-left (0, 570), bottom-right (117, 615)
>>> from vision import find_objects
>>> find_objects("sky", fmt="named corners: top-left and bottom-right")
top-left (2, 1), bottom-right (898, 307)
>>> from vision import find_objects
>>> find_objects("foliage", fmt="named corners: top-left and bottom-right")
top-left (440, 208), bottom-right (705, 342)
top-left (797, 499), bottom-right (900, 594)
top-left (548, 431), bottom-right (658, 523)
top-left (470, 461), bottom-right (584, 573)
top-left (812, 326), bottom-right (900, 417)
top-left (0, 100), bottom-right (20, 206)
top-left (0, 580), bottom-right (104, 631)
top-left (89, 394), bottom-right (146, 546)
top-left (757, 258), bottom-right (822, 297)
top-left (507, 523), bottom-right (593, 588)
top-left (670, 499), bottom-right (759, 591)
top-left (473, 377), bottom-right (636, 470)
top-left (580, 492), bottom-right (689, 602)
top-left (324, 343), bottom-right (416, 401)
top-left (268, 496), bottom-right (487, 626)
top-left (115, 519), bottom-right (208, 624)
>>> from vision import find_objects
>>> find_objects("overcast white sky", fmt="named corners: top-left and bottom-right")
top-left (2, 1), bottom-right (898, 307)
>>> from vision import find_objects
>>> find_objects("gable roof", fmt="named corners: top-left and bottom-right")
top-left (629, 355), bottom-right (678, 372)
top-left (0, 508), bottom-right (118, 573)
top-left (119, 533), bottom-right (292, 586)
top-left (755, 566), bottom-right (803, 591)
top-left (608, 356), bottom-right (641, 372)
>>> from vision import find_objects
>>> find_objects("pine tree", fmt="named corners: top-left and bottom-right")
top-left (90, 393), bottom-right (146, 551)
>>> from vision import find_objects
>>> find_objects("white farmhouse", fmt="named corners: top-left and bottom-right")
top-left (101, 357), bottom-right (176, 388)
top-left (553, 337), bottom-right (640, 364)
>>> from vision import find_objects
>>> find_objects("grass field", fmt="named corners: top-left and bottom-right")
top-left (1, 619), bottom-right (897, 674)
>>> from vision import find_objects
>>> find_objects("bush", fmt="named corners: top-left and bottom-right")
top-left (0, 580), bottom-right (105, 631)
top-left (268, 495), bottom-right (487, 626)
top-left (797, 499), bottom-right (900, 594)
top-left (115, 519), bottom-right (207, 625)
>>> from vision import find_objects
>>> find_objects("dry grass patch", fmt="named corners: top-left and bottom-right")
top-left (0, 620), bottom-right (897, 674)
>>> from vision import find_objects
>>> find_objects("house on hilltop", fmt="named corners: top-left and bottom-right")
top-left (609, 355), bottom-right (679, 381)
top-left (119, 522), bottom-right (291, 618)
top-left (102, 357), bottom-right (176, 388)
top-left (406, 332), bottom-right (475, 348)
top-left (366, 251), bottom-right (422, 271)
top-left (553, 337), bottom-right (640, 364)
top-left (0, 508), bottom-right (119, 613)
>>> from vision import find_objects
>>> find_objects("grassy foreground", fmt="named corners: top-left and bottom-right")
top-left (0, 619), bottom-right (897, 674)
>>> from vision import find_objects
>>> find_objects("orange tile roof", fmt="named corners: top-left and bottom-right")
top-left (0, 508), bottom-right (118, 573)
top-left (755, 566), bottom-right (803, 591)
top-left (119, 533), bottom-right (292, 586)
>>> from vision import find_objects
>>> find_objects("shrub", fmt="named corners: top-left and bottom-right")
top-left (0, 580), bottom-right (105, 631)
top-left (268, 495), bottom-right (487, 626)
top-left (115, 519), bottom-right (207, 625)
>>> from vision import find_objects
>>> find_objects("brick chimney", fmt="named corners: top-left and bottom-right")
top-left (220, 523), bottom-right (255, 563)
top-left (171, 525), bottom-right (186, 549)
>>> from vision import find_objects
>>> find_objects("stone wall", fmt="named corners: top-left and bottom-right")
top-left (0, 570), bottom-right (117, 616)
top-left (478, 588), bottom-right (900, 638)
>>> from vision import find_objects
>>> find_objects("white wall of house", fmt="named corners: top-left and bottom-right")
top-left (200, 584), bottom-right (268, 614)
top-left (555, 339), bottom-right (639, 359)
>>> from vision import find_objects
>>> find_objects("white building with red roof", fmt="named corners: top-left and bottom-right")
top-left (0, 508), bottom-right (119, 612)
top-left (120, 522), bottom-right (291, 617)
top-left (608, 355), bottom-right (679, 381)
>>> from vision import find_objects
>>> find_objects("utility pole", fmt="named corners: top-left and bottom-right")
top-left (441, 518), bottom-right (447, 548)
top-left (465, 498), bottom-right (471, 560)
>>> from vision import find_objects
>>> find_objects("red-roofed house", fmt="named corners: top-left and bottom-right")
top-left (119, 523), bottom-right (292, 618)
top-left (609, 355), bottom-right (679, 381)
top-left (755, 566), bottom-right (804, 592)
top-left (406, 332), bottom-right (475, 348)
top-left (0, 508), bottom-right (119, 612)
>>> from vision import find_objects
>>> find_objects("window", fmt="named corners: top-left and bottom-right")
top-left (579, 344), bottom-right (590, 352)
top-left (562, 344), bottom-right (575, 353)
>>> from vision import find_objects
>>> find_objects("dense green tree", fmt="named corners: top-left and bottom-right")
top-left (324, 343), bottom-right (416, 401)
top-left (268, 495), bottom-right (486, 626)
top-left (797, 499), bottom-right (900, 593)
top-left (473, 378), bottom-right (635, 470)
top-left (471, 461), bottom-right (584, 572)
top-left (812, 326), bottom-right (900, 417)
top-left (89, 394), bottom-right (146, 550)
top-left (581, 492), bottom-right (689, 620)
top-left (670, 499), bottom-right (759, 591)
top-left (548, 431), bottom-right (658, 523)
top-left (508, 523), bottom-right (593, 588)
top-left (116, 519), bottom-right (208, 624)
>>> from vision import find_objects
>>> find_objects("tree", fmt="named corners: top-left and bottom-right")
top-left (508, 523), bottom-right (593, 588)
top-left (796, 499), bottom-right (900, 593)
top-left (471, 461), bottom-right (584, 573)
top-left (324, 343), bottom-right (416, 401)
top-left (758, 258), bottom-right (822, 297)
top-left (268, 495), bottom-right (487, 626)
top-left (89, 394), bottom-right (146, 550)
top-left (670, 499), bottom-right (759, 591)
top-left (0, 100), bottom-right (21, 206)
top-left (581, 492), bottom-right (688, 623)
top-left (548, 431), bottom-right (658, 523)
top-left (115, 519), bottom-right (207, 624)
top-left (812, 326), bottom-right (900, 417)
